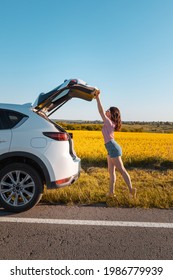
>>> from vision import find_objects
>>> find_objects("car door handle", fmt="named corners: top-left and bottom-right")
top-left (0, 140), bottom-right (8, 143)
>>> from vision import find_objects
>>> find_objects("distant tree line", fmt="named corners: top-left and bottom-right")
top-left (55, 121), bottom-right (173, 133)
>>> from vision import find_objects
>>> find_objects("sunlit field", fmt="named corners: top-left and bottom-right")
top-left (42, 131), bottom-right (173, 208)
top-left (73, 131), bottom-right (173, 168)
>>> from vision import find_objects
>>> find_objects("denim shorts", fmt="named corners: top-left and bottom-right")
top-left (105, 139), bottom-right (122, 158)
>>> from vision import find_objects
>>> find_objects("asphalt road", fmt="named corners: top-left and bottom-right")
top-left (0, 204), bottom-right (173, 260)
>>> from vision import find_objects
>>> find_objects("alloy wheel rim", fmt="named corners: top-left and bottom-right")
top-left (0, 170), bottom-right (35, 207)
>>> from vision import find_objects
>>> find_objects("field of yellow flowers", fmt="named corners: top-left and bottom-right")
top-left (42, 131), bottom-right (173, 208)
top-left (72, 131), bottom-right (173, 168)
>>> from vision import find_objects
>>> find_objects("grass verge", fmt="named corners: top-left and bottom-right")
top-left (42, 168), bottom-right (173, 208)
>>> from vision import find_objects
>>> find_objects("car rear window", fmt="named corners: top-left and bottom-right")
top-left (0, 109), bottom-right (27, 129)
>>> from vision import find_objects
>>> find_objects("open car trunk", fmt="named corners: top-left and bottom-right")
top-left (33, 79), bottom-right (99, 117)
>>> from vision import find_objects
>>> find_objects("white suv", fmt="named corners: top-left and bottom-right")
top-left (0, 79), bottom-right (99, 212)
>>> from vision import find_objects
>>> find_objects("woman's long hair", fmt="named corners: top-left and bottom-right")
top-left (110, 107), bottom-right (122, 131)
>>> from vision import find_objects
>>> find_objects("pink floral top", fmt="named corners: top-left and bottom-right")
top-left (102, 117), bottom-right (115, 144)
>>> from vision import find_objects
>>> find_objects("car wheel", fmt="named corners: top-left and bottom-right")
top-left (0, 163), bottom-right (43, 212)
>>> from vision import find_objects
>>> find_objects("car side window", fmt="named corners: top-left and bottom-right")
top-left (0, 109), bottom-right (26, 129)
top-left (0, 109), bottom-right (9, 129)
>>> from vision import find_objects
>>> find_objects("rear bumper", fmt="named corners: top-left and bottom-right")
top-left (48, 171), bottom-right (80, 189)
top-left (48, 156), bottom-right (81, 189)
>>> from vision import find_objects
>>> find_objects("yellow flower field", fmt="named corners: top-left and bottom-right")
top-left (72, 131), bottom-right (173, 169)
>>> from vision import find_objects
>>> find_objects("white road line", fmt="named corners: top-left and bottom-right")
top-left (0, 217), bottom-right (173, 228)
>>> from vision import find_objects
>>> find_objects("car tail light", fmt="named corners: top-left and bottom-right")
top-left (43, 132), bottom-right (69, 141)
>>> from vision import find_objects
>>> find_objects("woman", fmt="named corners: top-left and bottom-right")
top-left (95, 93), bottom-right (136, 198)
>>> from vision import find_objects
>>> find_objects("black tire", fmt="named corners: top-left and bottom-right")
top-left (0, 163), bottom-right (43, 212)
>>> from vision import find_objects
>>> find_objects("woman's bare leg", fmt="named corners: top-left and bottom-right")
top-left (110, 156), bottom-right (136, 196)
top-left (107, 155), bottom-right (116, 194)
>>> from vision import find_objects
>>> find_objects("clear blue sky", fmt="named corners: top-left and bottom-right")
top-left (0, 0), bottom-right (173, 121)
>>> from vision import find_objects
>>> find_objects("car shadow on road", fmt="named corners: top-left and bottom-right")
top-left (0, 208), bottom-right (18, 216)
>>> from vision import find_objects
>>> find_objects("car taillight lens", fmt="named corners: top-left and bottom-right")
top-left (43, 132), bottom-right (69, 141)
